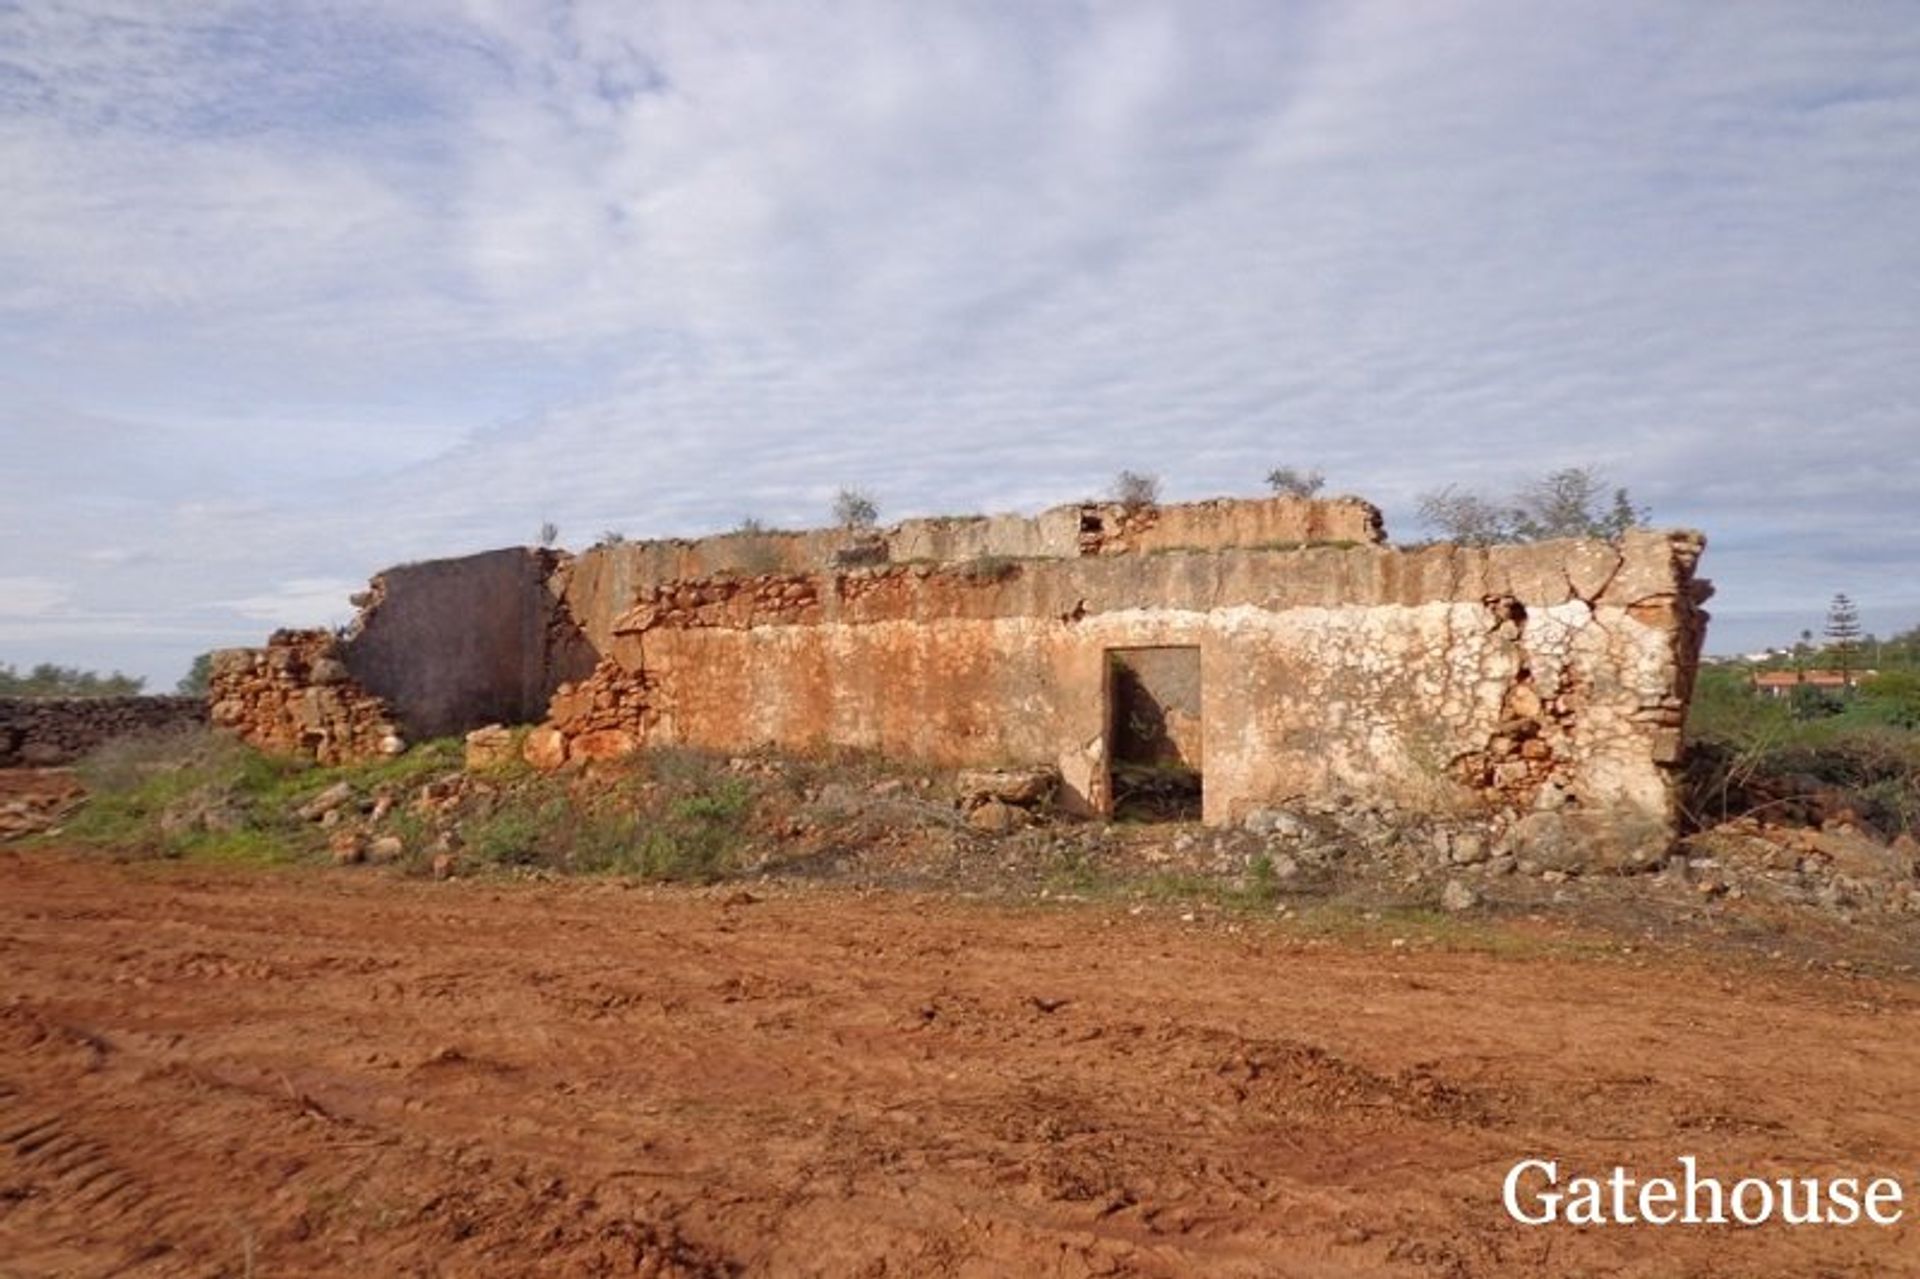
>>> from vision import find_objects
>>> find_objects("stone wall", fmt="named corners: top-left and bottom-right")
top-left (205, 492), bottom-right (1711, 866)
top-left (209, 630), bottom-right (402, 765)
top-left (532, 529), bottom-right (1709, 860)
top-left (0, 696), bottom-right (207, 767)
top-left (559, 495), bottom-right (1384, 652)
top-left (211, 493), bottom-right (1385, 756)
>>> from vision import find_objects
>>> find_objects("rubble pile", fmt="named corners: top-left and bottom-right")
top-left (209, 630), bottom-right (404, 766)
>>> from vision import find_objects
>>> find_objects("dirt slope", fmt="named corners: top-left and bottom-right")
top-left (2, 849), bottom-right (1917, 1277)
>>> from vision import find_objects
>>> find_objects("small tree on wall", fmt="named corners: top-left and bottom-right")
top-left (1414, 487), bottom-right (1512, 546)
top-left (833, 489), bottom-right (879, 530)
top-left (1111, 470), bottom-right (1160, 511)
top-left (1265, 466), bottom-right (1325, 498)
top-left (1416, 466), bottom-right (1648, 545)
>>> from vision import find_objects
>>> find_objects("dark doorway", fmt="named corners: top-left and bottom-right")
top-left (1106, 646), bottom-right (1202, 821)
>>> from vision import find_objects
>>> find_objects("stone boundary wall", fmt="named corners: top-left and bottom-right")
top-left (0, 696), bottom-right (207, 767)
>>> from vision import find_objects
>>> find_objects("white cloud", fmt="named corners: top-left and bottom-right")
top-left (1, 0), bottom-right (1918, 677)
top-left (0, 577), bottom-right (71, 619)
top-left (223, 578), bottom-right (363, 628)
top-left (79, 548), bottom-right (152, 566)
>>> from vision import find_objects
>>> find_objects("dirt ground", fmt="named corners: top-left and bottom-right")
top-left (4, 849), bottom-right (1919, 1278)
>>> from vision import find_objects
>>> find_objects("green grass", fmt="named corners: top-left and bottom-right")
top-left (465, 801), bottom-right (555, 867)
top-left (58, 728), bottom-right (767, 882)
top-left (59, 726), bottom-right (469, 865)
top-left (180, 829), bottom-right (296, 867)
top-left (64, 727), bottom-right (306, 859)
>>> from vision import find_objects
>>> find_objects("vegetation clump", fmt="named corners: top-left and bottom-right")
top-left (833, 489), bottom-right (880, 530)
top-left (0, 662), bottom-right (146, 698)
top-left (1264, 466), bottom-right (1326, 498)
top-left (1417, 466), bottom-right (1646, 545)
top-left (1685, 657), bottom-right (1920, 837)
top-left (1111, 470), bottom-right (1160, 511)
top-left (55, 727), bottom-right (763, 882)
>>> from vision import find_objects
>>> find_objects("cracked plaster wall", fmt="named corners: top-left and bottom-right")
top-left (538, 529), bottom-right (1709, 836)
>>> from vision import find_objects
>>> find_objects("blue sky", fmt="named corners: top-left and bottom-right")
top-left (2, 1), bottom-right (1917, 685)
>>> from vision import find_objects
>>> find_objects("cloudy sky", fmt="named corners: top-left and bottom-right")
top-left (3, 1), bottom-right (1916, 685)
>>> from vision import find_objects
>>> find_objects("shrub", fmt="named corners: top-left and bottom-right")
top-left (1684, 675), bottom-right (1920, 837)
top-left (1111, 470), bottom-right (1160, 511)
top-left (1416, 466), bottom-right (1646, 544)
top-left (1265, 466), bottom-right (1325, 498)
top-left (833, 489), bottom-right (879, 530)
top-left (467, 801), bottom-right (554, 867)
top-left (632, 780), bottom-right (752, 881)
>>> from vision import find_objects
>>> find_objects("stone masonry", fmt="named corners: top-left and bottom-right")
top-left (209, 630), bottom-right (402, 765)
top-left (210, 494), bottom-right (1711, 865)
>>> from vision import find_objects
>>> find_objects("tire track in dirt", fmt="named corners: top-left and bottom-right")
top-left (3, 849), bottom-right (1919, 1275)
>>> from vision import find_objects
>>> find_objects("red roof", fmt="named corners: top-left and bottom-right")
top-left (1752, 670), bottom-right (1871, 690)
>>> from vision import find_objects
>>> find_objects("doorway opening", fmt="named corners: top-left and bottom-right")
top-left (1106, 646), bottom-right (1202, 822)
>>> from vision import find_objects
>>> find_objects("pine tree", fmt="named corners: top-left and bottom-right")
top-left (1825, 593), bottom-right (1863, 692)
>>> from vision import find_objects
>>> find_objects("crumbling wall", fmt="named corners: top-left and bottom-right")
top-left (209, 631), bottom-right (401, 765)
top-left (533, 530), bottom-right (1708, 862)
top-left (211, 492), bottom-right (1700, 865)
top-left (1082, 495), bottom-right (1385, 556)
top-left (0, 696), bottom-right (207, 767)
top-left (560, 495), bottom-right (1385, 651)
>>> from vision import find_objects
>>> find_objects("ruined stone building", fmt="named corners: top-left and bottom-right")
top-left (210, 495), bottom-right (1710, 864)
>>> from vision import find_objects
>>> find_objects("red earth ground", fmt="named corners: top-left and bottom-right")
top-left (3, 847), bottom-right (1919, 1278)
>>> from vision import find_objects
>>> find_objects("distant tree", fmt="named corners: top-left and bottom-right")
top-left (598, 530), bottom-right (627, 546)
top-left (537, 520), bottom-right (559, 547)
top-left (1265, 466), bottom-right (1326, 498)
top-left (0, 662), bottom-right (145, 698)
top-left (736, 517), bottom-right (767, 535)
top-left (832, 489), bottom-right (879, 530)
top-left (176, 652), bottom-right (213, 697)
top-left (1111, 470), bottom-right (1160, 511)
top-left (1825, 593), bottom-right (1863, 692)
top-left (1416, 466), bottom-right (1648, 544)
